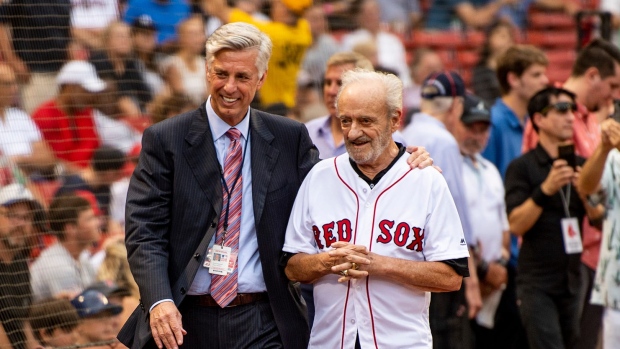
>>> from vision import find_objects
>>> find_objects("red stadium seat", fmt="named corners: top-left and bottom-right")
top-left (526, 30), bottom-right (578, 49)
top-left (545, 49), bottom-right (577, 69)
top-left (409, 30), bottom-right (466, 50)
top-left (529, 12), bottom-right (575, 30)
top-left (546, 67), bottom-right (572, 84)
top-left (456, 50), bottom-right (479, 70)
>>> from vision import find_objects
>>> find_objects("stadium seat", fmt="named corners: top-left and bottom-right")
top-left (546, 67), bottom-right (572, 84)
top-left (545, 49), bottom-right (577, 69)
top-left (526, 30), bottom-right (578, 49)
top-left (456, 50), bottom-right (479, 70)
top-left (528, 12), bottom-right (575, 30)
top-left (408, 30), bottom-right (466, 50)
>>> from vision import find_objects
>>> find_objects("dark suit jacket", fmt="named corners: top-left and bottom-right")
top-left (118, 105), bottom-right (318, 348)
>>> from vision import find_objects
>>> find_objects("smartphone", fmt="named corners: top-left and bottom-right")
top-left (611, 99), bottom-right (620, 123)
top-left (558, 144), bottom-right (576, 169)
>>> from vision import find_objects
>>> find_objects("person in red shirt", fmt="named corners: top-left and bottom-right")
top-left (31, 61), bottom-right (106, 173)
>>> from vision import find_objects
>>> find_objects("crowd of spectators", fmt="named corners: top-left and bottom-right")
top-left (0, 0), bottom-right (620, 348)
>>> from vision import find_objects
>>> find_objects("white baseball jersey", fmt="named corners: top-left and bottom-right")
top-left (283, 152), bottom-right (469, 349)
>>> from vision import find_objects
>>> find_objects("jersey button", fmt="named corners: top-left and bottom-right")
top-left (351, 319), bottom-right (356, 324)
top-left (365, 203), bottom-right (370, 208)
top-left (363, 189), bottom-right (367, 193)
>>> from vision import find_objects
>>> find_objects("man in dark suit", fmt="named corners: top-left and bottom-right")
top-left (118, 21), bottom-right (316, 349)
top-left (118, 21), bottom-right (431, 349)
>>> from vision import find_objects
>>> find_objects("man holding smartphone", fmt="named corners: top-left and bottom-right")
top-left (505, 86), bottom-right (601, 349)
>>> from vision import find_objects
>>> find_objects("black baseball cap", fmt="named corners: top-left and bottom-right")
top-left (421, 71), bottom-right (465, 99)
top-left (461, 93), bottom-right (491, 125)
top-left (132, 14), bottom-right (156, 32)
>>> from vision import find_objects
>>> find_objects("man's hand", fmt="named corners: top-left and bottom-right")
top-left (150, 302), bottom-right (187, 349)
top-left (601, 118), bottom-right (620, 150)
top-left (541, 159), bottom-right (574, 196)
top-left (329, 241), bottom-right (370, 282)
top-left (406, 145), bottom-right (441, 172)
top-left (484, 262), bottom-right (507, 290)
top-left (464, 277), bottom-right (482, 319)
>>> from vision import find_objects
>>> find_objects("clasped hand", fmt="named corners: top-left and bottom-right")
top-left (328, 241), bottom-right (372, 282)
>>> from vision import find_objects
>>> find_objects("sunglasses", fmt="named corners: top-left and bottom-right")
top-left (540, 101), bottom-right (577, 115)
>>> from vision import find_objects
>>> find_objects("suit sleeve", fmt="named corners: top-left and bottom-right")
top-left (296, 123), bottom-right (321, 183)
top-left (125, 127), bottom-right (174, 310)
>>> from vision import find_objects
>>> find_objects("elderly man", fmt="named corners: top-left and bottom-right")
top-left (283, 69), bottom-right (469, 348)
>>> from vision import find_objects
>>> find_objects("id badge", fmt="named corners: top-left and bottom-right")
top-left (208, 245), bottom-right (231, 275)
top-left (561, 217), bottom-right (583, 254)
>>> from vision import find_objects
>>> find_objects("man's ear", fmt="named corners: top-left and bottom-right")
top-left (507, 71), bottom-right (519, 89)
top-left (257, 69), bottom-right (268, 90)
top-left (585, 66), bottom-right (601, 84)
top-left (391, 109), bottom-right (402, 132)
top-left (532, 112), bottom-right (543, 130)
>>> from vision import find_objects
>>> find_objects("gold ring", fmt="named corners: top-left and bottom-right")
top-left (351, 262), bottom-right (359, 270)
top-left (342, 269), bottom-right (349, 277)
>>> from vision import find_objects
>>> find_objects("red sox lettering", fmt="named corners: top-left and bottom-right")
top-left (377, 220), bottom-right (425, 252)
top-left (312, 219), bottom-right (353, 249)
top-left (312, 219), bottom-right (425, 252)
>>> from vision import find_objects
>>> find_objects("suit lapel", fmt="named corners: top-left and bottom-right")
top-left (183, 105), bottom-right (222, 213)
top-left (251, 110), bottom-right (279, 227)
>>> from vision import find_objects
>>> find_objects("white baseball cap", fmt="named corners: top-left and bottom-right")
top-left (0, 183), bottom-right (35, 207)
top-left (56, 61), bottom-right (106, 93)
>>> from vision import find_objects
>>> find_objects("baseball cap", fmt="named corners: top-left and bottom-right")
top-left (461, 94), bottom-right (491, 125)
top-left (70, 290), bottom-right (123, 318)
top-left (86, 281), bottom-right (131, 299)
top-left (132, 14), bottom-right (156, 32)
top-left (421, 71), bottom-right (465, 99)
top-left (281, 0), bottom-right (313, 15)
top-left (56, 61), bottom-right (106, 93)
top-left (0, 183), bottom-right (35, 207)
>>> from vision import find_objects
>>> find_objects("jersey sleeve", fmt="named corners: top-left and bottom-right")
top-left (421, 170), bottom-right (470, 262)
top-left (283, 170), bottom-right (320, 255)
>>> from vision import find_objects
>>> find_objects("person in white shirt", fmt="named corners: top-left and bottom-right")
top-left (453, 93), bottom-right (510, 348)
top-left (0, 63), bottom-right (55, 175)
top-left (283, 69), bottom-right (469, 348)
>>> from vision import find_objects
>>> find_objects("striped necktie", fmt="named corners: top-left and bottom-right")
top-left (210, 128), bottom-right (243, 307)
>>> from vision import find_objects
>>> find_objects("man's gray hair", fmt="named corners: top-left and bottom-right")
top-left (336, 69), bottom-right (403, 118)
top-left (205, 22), bottom-right (272, 78)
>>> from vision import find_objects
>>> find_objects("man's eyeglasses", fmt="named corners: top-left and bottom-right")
top-left (540, 102), bottom-right (577, 115)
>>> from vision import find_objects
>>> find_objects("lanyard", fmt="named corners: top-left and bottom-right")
top-left (218, 128), bottom-right (250, 245)
top-left (558, 183), bottom-right (572, 218)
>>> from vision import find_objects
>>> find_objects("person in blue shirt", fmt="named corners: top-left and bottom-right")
top-left (480, 44), bottom-right (548, 349)
top-left (123, 0), bottom-right (190, 46)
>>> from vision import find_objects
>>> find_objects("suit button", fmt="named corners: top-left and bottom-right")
top-left (180, 287), bottom-right (186, 295)
top-left (194, 253), bottom-right (200, 260)
top-left (211, 222), bottom-right (217, 228)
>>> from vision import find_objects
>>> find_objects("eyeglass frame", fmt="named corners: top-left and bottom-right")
top-left (539, 101), bottom-right (577, 115)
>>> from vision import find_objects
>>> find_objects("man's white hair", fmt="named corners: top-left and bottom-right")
top-left (336, 68), bottom-right (403, 118)
top-left (205, 22), bottom-right (272, 78)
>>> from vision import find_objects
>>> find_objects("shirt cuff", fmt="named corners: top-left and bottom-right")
top-left (149, 299), bottom-right (174, 313)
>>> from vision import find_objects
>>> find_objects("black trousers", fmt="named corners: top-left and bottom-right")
top-left (517, 284), bottom-right (581, 349)
top-left (571, 263), bottom-right (603, 349)
top-left (171, 298), bottom-right (283, 348)
top-left (430, 283), bottom-right (473, 349)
